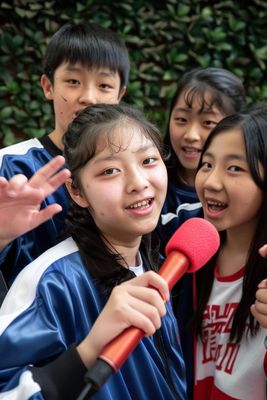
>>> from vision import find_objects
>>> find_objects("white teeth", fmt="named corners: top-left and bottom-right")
top-left (208, 200), bottom-right (226, 207)
top-left (184, 147), bottom-right (200, 152)
top-left (129, 200), bottom-right (150, 209)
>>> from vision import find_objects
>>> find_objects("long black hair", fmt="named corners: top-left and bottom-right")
top-left (63, 103), bottom-right (165, 296)
top-left (164, 67), bottom-right (246, 185)
top-left (194, 106), bottom-right (267, 342)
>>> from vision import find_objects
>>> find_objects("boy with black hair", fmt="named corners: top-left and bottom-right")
top-left (0, 21), bottom-right (129, 285)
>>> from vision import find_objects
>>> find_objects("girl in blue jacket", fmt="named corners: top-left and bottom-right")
top-left (0, 103), bottom-right (187, 400)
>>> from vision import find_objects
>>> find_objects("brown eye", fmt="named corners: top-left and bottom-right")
top-left (200, 161), bottom-right (211, 170)
top-left (103, 168), bottom-right (119, 175)
top-left (203, 120), bottom-right (217, 128)
top-left (143, 158), bottom-right (156, 165)
top-left (228, 165), bottom-right (243, 172)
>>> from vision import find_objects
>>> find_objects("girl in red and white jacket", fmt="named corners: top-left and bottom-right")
top-left (190, 106), bottom-right (267, 400)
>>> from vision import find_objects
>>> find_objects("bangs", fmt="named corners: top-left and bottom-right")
top-left (63, 36), bottom-right (125, 73)
top-left (100, 119), bottom-right (165, 158)
top-left (183, 84), bottom-right (234, 115)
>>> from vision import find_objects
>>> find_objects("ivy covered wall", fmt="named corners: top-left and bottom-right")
top-left (0, 0), bottom-right (267, 146)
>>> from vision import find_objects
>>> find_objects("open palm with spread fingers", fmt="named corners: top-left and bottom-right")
top-left (0, 155), bottom-right (70, 250)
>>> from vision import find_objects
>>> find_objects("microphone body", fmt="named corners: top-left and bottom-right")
top-left (100, 251), bottom-right (189, 371)
top-left (81, 218), bottom-right (220, 397)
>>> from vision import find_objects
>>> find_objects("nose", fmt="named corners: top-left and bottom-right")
top-left (78, 87), bottom-right (98, 106)
top-left (126, 167), bottom-right (149, 193)
top-left (184, 122), bottom-right (201, 142)
top-left (202, 167), bottom-right (223, 192)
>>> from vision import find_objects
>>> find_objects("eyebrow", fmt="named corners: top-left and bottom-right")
top-left (173, 106), bottom-right (222, 116)
top-left (203, 150), bottom-right (247, 162)
top-left (64, 65), bottom-right (116, 77)
top-left (92, 143), bottom-right (157, 164)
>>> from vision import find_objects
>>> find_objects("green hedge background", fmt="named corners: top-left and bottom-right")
top-left (1, 0), bottom-right (267, 146)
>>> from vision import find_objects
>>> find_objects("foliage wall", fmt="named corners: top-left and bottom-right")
top-left (0, 0), bottom-right (267, 146)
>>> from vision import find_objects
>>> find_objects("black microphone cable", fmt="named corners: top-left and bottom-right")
top-left (76, 359), bottom-right (114, 400)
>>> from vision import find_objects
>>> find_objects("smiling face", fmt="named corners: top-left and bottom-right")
top-left (71, 124), bottom-right (167, 248)
top-left (195, 128), bottom-right (263, 237)
top-left (169, 89), bottom-right (225, 185)
top-left (41, 62), bottom-right (125, 149)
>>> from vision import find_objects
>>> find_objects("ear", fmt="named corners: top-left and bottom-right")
top-left (65, 178), bottom-right (89, 208)
top-left (118, 86), bottom-right (126, 101)
top-left (40, 74), bottom-right (54, 100)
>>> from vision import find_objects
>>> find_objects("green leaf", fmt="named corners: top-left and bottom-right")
top-left (0, 107), bottom-right (13, 119)
top-left (201, 7), bottom-right (212, 17)
top-left (177, 4), bottom-right (190, 17)
top-left (29, 100), bottom-right (40, 110)
top-left (13, 108), bottom-right (28, 119)
top-left (208, 28), bottom-right (227, 42)
top-left (255, 46), bottom-right (267, 60)
top-left (2, 126), bottom-right (16, 147)
top-left (259, 84), bottom-right (267, 98)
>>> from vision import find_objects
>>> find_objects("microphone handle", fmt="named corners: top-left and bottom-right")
top-left (99, 251), bottom-right (189, 371)
top-left (159, 251), bottom-right (189, 291)
top-left (100, 327), bottom-right (143, 371)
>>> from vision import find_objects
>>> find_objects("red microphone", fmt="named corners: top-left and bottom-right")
top-left (79, 218), bottom-right (220, 399)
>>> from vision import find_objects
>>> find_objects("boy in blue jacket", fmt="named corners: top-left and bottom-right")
top-left (0, 21), bottom-right (129, 285)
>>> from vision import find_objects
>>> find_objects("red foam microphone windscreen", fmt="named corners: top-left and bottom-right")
top-left (165, 217), bottom-right (220, 273)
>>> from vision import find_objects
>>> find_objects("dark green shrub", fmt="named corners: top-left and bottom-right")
top-left (0, 0), bottom-right (267, 146)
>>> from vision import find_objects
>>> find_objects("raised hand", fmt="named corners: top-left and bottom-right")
top-left (251, 279), bottom-right (267, 328)
top-left (259, 244), bottom-right (267, 258)
top-left (250, 245), bottom-right (267, 327)
top-left (0, 155), bottom-right (70, 250)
